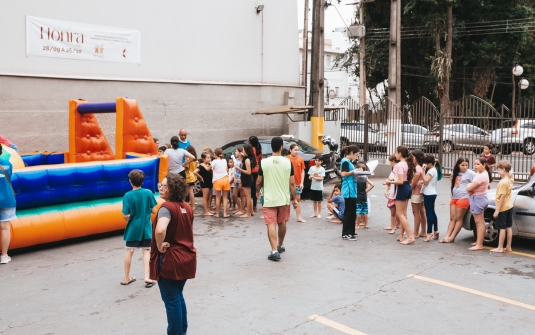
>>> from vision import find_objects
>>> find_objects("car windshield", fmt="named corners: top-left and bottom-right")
top-left (287, 139), bottom-right (318, 153)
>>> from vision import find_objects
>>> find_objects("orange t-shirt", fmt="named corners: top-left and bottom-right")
top-left (286, 155), bottom-right (305, 186)
top-left (251, 147), bottom-right (262, 173)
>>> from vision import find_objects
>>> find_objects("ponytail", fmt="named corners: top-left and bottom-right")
top-left (406, 152), bottom-right (416, 182)
top-left (423, 154), bottom-right (441, 180)
top-left (340, 145), bottom-right (360, 158)
top-left (435, 160), bottom-right (442, 181)
top-left (214, 148), bottom-right (225, 159)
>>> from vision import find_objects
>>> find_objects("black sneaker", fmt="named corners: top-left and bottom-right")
top-left (277, 246), bottom-right (286, 253)
top-left (342, 235), bottom-right (350, 240)
top-left (347, 235), bottom-right (358, 241)
top-left (268, 252), bottom-right (281, 261)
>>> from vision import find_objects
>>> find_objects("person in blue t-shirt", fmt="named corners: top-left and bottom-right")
top-left (121, 169), bottom-right (158, 287)
top-left (339, 145), bottom-right (360, 241)
top-left (327, 184), bottom-right (345, 224)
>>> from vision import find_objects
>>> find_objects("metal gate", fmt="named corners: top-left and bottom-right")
top-left (329, 94), bottom-right (535, 180)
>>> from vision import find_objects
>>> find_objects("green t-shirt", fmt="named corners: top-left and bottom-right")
top-left (122, 188), bottom-right (157, 242)
top-left (259, 156), bottom-right (293, 207)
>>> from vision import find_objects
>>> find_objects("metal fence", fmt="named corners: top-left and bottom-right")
top-left (332, 95), bottom-right (535, 180)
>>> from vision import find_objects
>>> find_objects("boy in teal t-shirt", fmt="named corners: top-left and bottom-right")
top-left (121, 169), bottom-right (157, 287)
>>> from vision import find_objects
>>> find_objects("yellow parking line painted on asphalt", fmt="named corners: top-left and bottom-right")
top-left (408, 274), bottom-right (535, 312)
top-left (308, 315), bottom-right (368, 335)
top-left (482, 246), bottom-right (535, 259)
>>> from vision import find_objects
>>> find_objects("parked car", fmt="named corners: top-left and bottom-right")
top-left (491, 119), bottom-right (535, 155)
top-left (378, 124), bottom-right (429, 150)
top-left (463, 172), bottom-right (535, 245)
top-left (423, 124), bottom-right (491, 153)
top-left (401, 124), bottom-right (428, 149)
top-left (220, 136), bottom-right (336, 190)
top-left (340, 122), bottom-right (380, 149)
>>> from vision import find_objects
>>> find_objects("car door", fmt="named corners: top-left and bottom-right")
top-left (466, 125), bottom-right (490, 149)
top-left (402, 124), bottom-right (412, 148)
top-left (512, 182), bottom-right (535, 234)
top-left (413, 125), bottom-right (427, 148)
top-left (446, 124), bottom-right (463, 148)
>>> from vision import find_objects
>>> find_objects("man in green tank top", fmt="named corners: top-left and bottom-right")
top-left (256, 137), bottom-right (297, 261)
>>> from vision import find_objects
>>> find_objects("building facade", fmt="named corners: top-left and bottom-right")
top-left (299, 28), bottom-right (358, 108)
top-left (0, 1), bottom-right (303, 152)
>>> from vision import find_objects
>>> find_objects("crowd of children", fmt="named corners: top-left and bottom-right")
top-left (154, 134), bottom-right (516, 250)
top-left (116, 134), bottom-right (516, 291)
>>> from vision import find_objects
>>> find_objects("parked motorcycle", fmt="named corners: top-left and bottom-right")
top-left (322, 135), bottom-right (341, 178)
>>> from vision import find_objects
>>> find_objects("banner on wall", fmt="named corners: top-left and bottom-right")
top-left (26, 16), bottom-right (141, 64)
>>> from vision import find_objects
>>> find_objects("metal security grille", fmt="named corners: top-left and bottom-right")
top-left (329, 95), bottom-right (535, 181)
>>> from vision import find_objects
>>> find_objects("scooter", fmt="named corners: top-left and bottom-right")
top-left (322, 135), bottom-right (341, 178)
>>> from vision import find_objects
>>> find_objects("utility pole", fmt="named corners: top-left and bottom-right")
top-left (387, 0), bottom-right (401, 155)
top-left (310, 0), bottom-right (325, 148)
top-left (359, 2), bottom-right (369, 161)
top-left (359, 3), bottom-right (367, 122)
top-left (302, 0), bottom-right (310, 104)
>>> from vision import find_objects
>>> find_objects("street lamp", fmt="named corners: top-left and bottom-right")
top-left (519, 77), bottom-right (529, 102)
top-left (512, 65), bottom-right (529, 118)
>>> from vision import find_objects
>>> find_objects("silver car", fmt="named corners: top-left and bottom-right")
top-left (401, 124), bottom-right (428, 149)
top-left (490, 119), bottom-right (535, 155)
top-left (463, 176), bottom-right (535, 245)
top-left (424, 123), bottom-right (491, 153)
top-left (340, 122), bottom-right (379, 148)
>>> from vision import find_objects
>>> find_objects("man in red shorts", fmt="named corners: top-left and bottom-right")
top-left (256, 137), bottom-right (298, 261)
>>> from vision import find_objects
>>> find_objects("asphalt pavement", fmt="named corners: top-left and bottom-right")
top-left (1, 178), bottom-right (535, 334)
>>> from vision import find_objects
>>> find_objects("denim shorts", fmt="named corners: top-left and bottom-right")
top-left (296, 186), bottom-right (303, 195)
top-left (0, 207), bottom-right (16, 221)
top-left (395, 181), bottom-right (412, 201)
top-left (469, 194), bottom-right (488, 215)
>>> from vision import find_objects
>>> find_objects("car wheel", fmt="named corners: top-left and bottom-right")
top-left (193, 180), bottom-right (202, 197)
top-left (523, 138), bottom-right (535, 155)
top-left (472, 216), bottom-right (500, 246)
top-left (442, 141), bottom-right (453, 153)
top-left (472, 148), bottom-right (483, 155)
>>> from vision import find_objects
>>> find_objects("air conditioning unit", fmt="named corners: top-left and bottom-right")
top-left (348, 24), bottom-right (365, 38)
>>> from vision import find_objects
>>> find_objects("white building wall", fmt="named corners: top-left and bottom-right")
top-left (1, 0), bottom-right (299, 85)
top-left (0, 1), bottom-right (303, 152)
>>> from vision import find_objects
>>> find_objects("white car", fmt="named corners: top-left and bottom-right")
top-left (491, 119), bottom-right (535, 155)
top-left (463, 172), bottom-right (535, 245)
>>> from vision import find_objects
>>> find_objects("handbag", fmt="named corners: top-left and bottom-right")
top-left (0, 165), bottom-right (15, 199)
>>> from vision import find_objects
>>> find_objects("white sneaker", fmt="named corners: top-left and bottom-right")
top-left (0, 255), bottom-right (11, 264)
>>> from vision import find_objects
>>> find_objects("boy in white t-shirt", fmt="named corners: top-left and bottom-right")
top-left (308, 155), bottom-right (326, 218)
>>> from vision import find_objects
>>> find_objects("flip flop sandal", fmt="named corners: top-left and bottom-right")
top-left (145, 281), bottom-right (156, 288)
top-left (120, 277), bottom-right (136, 285)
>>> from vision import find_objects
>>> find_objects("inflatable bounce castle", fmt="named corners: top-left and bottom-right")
top-left (0, 97), bottom-right (168, 250)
